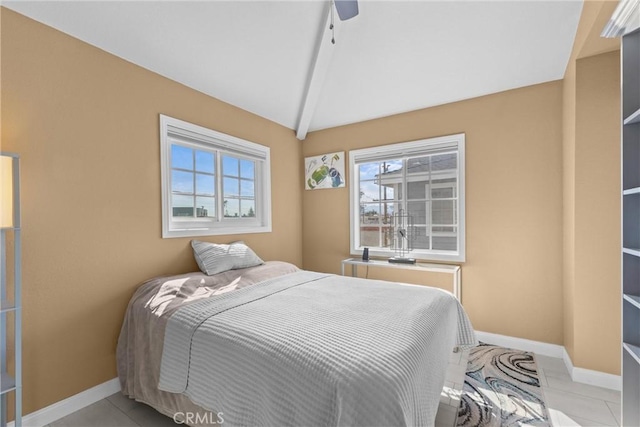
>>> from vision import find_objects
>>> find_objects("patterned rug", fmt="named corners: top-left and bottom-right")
top-left (456, 343), bottom-right (550, 427)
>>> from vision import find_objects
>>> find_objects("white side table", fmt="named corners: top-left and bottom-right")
top-left (340, 258), bottom-right (462, 302)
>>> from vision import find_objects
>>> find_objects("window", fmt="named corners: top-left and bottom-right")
top-left (160, 115), bottom-right (271, 238)
top-left (349, 134), bottom-right (465, 262)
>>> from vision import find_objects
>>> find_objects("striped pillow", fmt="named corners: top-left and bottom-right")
top-left (191, 240), bottom-right (264, 276)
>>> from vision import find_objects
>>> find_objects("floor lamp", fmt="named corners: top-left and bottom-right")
top-left (1, 153), bottom-right (21, 427)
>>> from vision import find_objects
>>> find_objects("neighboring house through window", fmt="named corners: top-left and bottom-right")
top-left (160, 115), bottom-right (271, 238)
top-left (349, 133), bottom-right (465, 262)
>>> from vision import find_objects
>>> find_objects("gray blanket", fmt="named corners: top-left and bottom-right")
top-left (159, 270), bottom-right (476, 427)
top-left (117, 261), bottom-right (301, 424)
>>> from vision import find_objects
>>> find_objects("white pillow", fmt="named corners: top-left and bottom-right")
top-left (191, 240), bottom-right (264, 276)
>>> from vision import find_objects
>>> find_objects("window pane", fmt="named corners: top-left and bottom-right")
top-left (223, 177), bottom-right (239, 196)
top-left (432, 200), bottom-right (455, 225)
top-left (433, 226), bottom-right (456, 233)
top-left (359, 226), bottom-right (380, 247)
top-left (172, 170), bottom-right (193, 194)
top-left (433, 235), bottom-right (457, 251)
top-left (224, 198), bottom-right (240, 217)
top-left (381, 225), bottom-right (393, 248)
top-left (361, 181), bottom-right (397, 202)
top-left (359, 181), bottom-right (381, 203)
top-left (360, 203), bottom-right (380, 225)
top-left (172, 194), bottom-right (193, 217)
top-left (407, 180), bottom-right (428, 200)
top-left (359, 162), bottom-right (380, 181)
top-left (196, 173), bottom-right (215, 196)
top-left (432, 153), bottom-right (457, 171)
top-left (241, 199), bottom-right (256, 217)
top-left (407, 201), bottom-right (429, 225)
top-left (223, 155), bottom-right (239, 176)
top-left (240, 160), bottom-right (254, 179)
top-left (240, 180), bottom-right (254, 197)
top-left (377, 161), bottom-right (402, 192)
top-left (413, 226), bottom-right (430, 250)
top-left (171, 145), bottom-right (193, 170)
top-left (381, 202), bottom-right (396, 225)
top-left (432, 186), bottom-right (456, 199)
top-left (195, 196), bottom-right (215, 218)
top-left (407, 156), bottom-right (430, 174)
top-left (381, 185), bottom-right (395, 201)
top-left (382, 159), bottom-right (402, 174)
top-left (195, 151), bottom-right (214, 173)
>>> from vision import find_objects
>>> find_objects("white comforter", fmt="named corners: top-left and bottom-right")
top-left (159, 270), bottom-right (476, 426)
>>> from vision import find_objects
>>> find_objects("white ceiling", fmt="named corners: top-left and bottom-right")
top-left (3, 0), bottom-right (583, 136)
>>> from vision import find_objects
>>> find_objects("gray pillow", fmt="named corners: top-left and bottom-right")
top-left (191, 240), bottom-right (264, 276)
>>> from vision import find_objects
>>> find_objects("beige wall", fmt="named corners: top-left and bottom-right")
top-left (0, 8), bottom-right (302, 414)
top-left (302, 81), bottom-right (565, 346)
top-left (572, 51), bottom-right (621, 373)
top-left (562, 1), bottom-right (621, 375)
top-left (563, 52), bottom-right (577, 364)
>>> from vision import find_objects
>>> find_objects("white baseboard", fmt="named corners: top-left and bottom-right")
top-left (476, 330), bottom-right (621, 391)
top-left (562, 347), bottom-right (622, 391)
top-left (475, 331), bottom-right (565, 358)
top-left (9, 377), bottom-right (120, 427)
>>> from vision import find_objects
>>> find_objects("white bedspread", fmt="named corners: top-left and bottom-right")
top-left (159, 271), bottom-right (476, 426)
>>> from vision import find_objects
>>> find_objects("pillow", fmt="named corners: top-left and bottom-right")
top-left (191, 240), bottom-right (264, 276)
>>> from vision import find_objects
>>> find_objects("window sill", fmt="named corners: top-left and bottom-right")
top-left (163, 224), bottom-right (272, 239)
top-left (351, 248), bottom-right (465, 263)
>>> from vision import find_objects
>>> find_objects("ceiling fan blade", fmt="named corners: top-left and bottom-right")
top-left (334, 0), bottom-right (359, 21)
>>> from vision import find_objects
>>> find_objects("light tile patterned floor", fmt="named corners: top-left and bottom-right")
top-left (45, 350), bottom-right (621, 427)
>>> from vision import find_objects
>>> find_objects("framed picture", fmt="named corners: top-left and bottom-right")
top-left (304, 151), bottom-right (346, 190)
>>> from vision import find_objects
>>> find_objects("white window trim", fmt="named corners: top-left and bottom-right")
top-left (160, 114), bottom-right (272, 238)
top-left (348, 133), bottom-right (465, 262)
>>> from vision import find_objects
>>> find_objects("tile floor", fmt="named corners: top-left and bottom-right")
top-left (45, 350), bottom-right (621, 427)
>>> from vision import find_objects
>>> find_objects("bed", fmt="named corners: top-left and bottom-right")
top-left (117, 260), bottom-right (476, 427)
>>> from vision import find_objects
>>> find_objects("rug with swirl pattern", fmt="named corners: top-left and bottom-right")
top-left (456, 343), bottom-right (550, 427)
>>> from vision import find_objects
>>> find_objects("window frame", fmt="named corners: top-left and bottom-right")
top-left (160, 114), bottom-right (272, 238)
top-left (348, 133), bottom-right (465, 262)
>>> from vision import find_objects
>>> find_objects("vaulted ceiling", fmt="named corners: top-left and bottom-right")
top-left (3, 1), bottom-right (583, 139)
